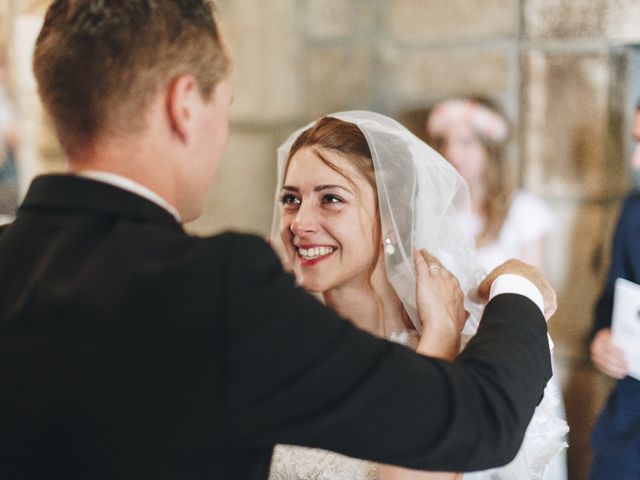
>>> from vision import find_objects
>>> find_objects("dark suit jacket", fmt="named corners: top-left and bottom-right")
top-left (0, 175), bottom-right (551, 480)
top-left (591, 193), bottom-right (640, 456)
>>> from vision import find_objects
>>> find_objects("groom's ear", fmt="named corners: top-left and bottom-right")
top-left (165, 74), bottom-right (200, 144)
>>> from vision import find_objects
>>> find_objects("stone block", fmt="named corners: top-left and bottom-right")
top-left (524, 0), bottom-right (606, 39)
top-left (215, 0), bottom-right (304, 123)
top-left (187, 131), bottom-right (278, 237)
top-left (305, 0), bottom-right (356, 40)
top-left (388, 47), bottom-right (511, 106)
top-left (545, 201), bottom-right (620, 354)
top-left (605, 0), bottom-right (640, 42)
top-left (387, 0), bottom-right (517, 43)
top-left (305, 45), bottom-right (373, 118)
top-left (522, 50), bottom-right (629, 199)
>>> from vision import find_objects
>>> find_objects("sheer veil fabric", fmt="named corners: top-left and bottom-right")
top-left (269, 111), bottom-right (567, 480)
top-left (270, 110), bottom-right (484, 334)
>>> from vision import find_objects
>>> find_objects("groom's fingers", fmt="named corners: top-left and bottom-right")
top-left (477, 259), bottom-right (557, 320)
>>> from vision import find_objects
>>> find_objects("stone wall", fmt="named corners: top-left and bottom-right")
top-left (4, 1), bottom-right (640, 478)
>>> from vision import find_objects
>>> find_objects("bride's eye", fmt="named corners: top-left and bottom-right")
top-left (322, 194), bottom-right (344, 204)
top-left (280, 193), bottom-right (300, 206)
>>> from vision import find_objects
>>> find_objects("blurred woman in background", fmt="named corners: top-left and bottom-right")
top-left (426, 97), bottom-right (568, 480)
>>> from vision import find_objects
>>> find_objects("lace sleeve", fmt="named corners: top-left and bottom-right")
top-left (463, 377), bottom-right (568, 480)
top-left (270, 445), bottom-right (378, 480)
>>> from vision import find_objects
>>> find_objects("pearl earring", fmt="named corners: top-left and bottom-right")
top-left (384, 238), bottom-right (395, 255)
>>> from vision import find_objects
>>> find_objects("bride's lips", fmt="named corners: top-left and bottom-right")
top-left (294, 243), bottom-right (337, 266)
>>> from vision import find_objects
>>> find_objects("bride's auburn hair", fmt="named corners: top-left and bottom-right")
top-left (286, 117), bottom-right (376, 192)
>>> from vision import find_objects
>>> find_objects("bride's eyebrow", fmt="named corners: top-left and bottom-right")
top-left (315, 184), bottom-right (353, 194)
top-left (280, 185), bottom-right (353, 194)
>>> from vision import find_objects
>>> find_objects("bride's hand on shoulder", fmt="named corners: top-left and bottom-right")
top-left (413, 250), bottom-right (467, 360)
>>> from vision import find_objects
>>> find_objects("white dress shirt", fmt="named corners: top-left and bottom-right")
top-left (77, 170), bottom-right (181, 223)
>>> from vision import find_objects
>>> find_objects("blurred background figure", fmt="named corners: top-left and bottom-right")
top-left (425, 97), bottom-right (568, 480)
top-left (0, 64), bottom-right (18, 223)
top-left (588, 100), bottom-right (640, 480)
top-left (425, 97), bottom-right (555, 274)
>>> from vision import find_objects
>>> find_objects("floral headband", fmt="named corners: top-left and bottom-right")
top-left (426, 99), bottom-right (508, 144)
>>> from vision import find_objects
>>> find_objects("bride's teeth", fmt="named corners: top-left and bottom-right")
top-left (298, 246), bottom-right (334, 260)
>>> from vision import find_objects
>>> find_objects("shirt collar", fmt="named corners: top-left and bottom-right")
top-left (76, 170), bottom-right (182, 223)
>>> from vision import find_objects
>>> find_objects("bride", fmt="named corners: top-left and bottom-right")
top-left (268, 111), bottom-right (567, 480)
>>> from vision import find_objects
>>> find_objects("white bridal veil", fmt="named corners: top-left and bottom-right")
top-left (270, 110), bottom-right (484, 334)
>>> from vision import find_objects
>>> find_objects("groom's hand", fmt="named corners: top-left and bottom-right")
top-left (477, 259), bottom-right (557, 320)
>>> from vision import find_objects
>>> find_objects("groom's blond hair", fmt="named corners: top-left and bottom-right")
top-left (33, 0), bottom-right (229, 156)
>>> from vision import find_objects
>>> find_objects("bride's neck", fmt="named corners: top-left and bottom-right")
top-left (323, 262), bottom-right (411, 338)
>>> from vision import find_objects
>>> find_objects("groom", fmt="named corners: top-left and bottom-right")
top-left (0, 1), bottom-right (553, 479)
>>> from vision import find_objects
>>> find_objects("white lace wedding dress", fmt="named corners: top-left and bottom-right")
top-left (269, 331), bottom-right (568, 480)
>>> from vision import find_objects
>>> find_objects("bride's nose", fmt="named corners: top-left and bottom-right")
top-left (290, 203), bottom-right (319, 236)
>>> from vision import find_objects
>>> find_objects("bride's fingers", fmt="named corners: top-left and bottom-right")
top-left (420, 250), bottom-right (443, 268)
top-left (413, 249), bottom-right (428, 277)
top-left (419, 250), bottom-right (454, 278)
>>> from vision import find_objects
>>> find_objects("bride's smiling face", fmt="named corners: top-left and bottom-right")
top-left (279, 147), bottom-right (379, 293)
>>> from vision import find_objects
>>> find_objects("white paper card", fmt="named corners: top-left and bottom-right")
top-left (612, 278), bottom-right (640, 381)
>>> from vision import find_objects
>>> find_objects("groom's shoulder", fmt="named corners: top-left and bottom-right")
top-left (198, 231), bottom-right (270, 251)
top-left (196, 231), bottom-right (279, 267)
top-left (193, 232), bottom-right (286, 289)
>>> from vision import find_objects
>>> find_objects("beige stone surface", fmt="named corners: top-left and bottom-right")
top-left (606, 0), bottom-right (640, 42)
top-left (215, 0), bottom-right (303, 123)
top-left (389, 47), bottom-right (510, 105)
top-left (547, 201), bottom-right (620, 356)
top-left (305, 0), bottom-right (355, 39)
top-left (11, 13), bottom-right (59, 198)
top-left (306, 45), bottom-right (373, 117)
top-left (187, 131), bottom-right (277, 237)
top-left (522, 50), bottom-right (628, 199)
top-left (525, 0), bottom-right (606, 39)
top-left (387, 0), bottom-right (517, 42)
